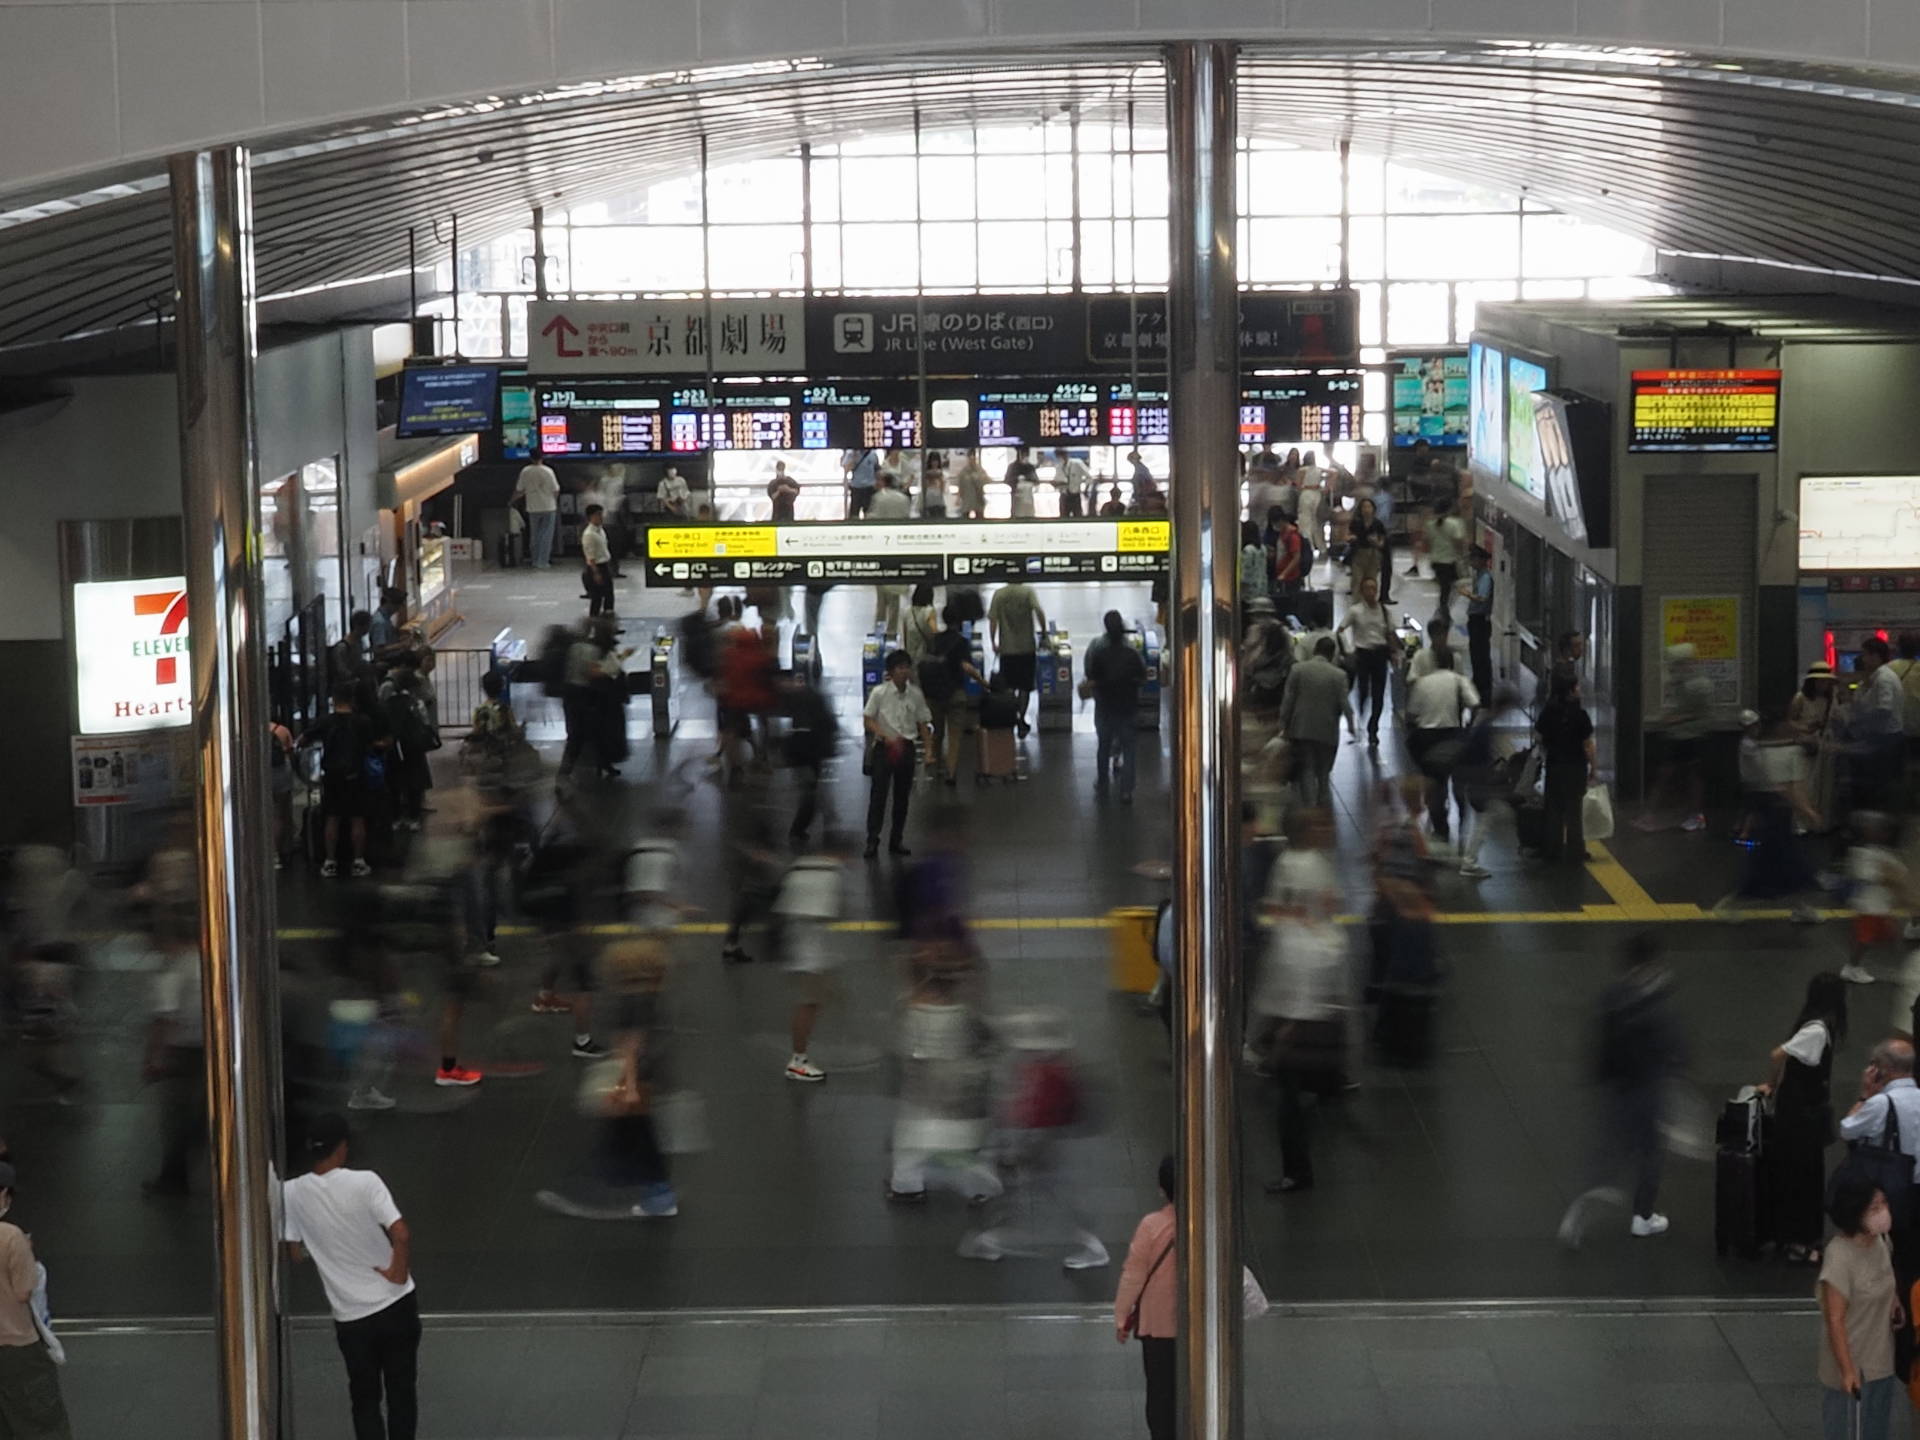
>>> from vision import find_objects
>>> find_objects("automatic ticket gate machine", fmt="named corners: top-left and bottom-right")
top-left (1035, 625), bottom-right (1075, 732)
top-left (860, 625), bottom-right (890, 702)
top-left (791, 629), bottom-right (823, 685)
top-left (1131, 619), bottom-right (1164, 730)
top-left (648, 631), bottom-right (678, 737)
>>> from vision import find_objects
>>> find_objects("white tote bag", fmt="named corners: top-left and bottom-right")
top-left (1582, 783), bottom-right (1615, 842)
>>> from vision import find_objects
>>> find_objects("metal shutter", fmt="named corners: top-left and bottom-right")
top-left (1640, 475), bottom-right (1757, 707)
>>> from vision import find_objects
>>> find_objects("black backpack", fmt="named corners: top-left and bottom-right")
top-left (537, 626), bottom-right (573, 698)
top-left (320, 715), bottom-right (365, 783)
top-left (678, 609), bottom-right (717, 680)
top-left (919, 633), bottom-right (963, 705)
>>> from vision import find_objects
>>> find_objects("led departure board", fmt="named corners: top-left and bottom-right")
top-left (862, 410), bottom-right (922, 449)
top-left (1241, 375), bottom-right (1364, 445)
top-left (800, 411), bottom-right (830, 448)
top-left (1041, 405), bottom-right (1101, 439)
top-left (1629, 369), bottom-right (1781, 452)
top-left (536, 382), bottom-right (668, 457)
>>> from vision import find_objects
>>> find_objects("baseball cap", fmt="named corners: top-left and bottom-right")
top-left (305, 1113), bottom-right (349, 1157)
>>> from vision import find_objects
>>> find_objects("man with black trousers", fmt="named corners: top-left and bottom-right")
top-left (284, 1113), bottom-right (420, 1440)
top-left (862, 650), bottom-right (933, 859)
top-left (1465, 543), bottom-right (1495, 703)
top-left (579, 503), bottom-right (615, 618)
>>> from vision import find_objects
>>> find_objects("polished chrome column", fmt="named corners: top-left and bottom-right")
top-left (170, 145), bottom-right (288, 1440)
top-left (1165, 40), bottom-right (1243, 1440)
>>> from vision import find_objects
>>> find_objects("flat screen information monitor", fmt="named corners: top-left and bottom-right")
top-left (1798, 475), bottom-right (1920, 572)
top-left (1468, 341), bottom-right (1505, 479)
top-left (1391, 352), bottom-right (1469, 448)
top-left (1629, 369), bottom-right (1781, 452)
top-left (396, 365), bottom-right (498, 438)
top-left (1506, 356), bottom-right (1550, 500)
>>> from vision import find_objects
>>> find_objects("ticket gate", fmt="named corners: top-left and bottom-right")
top-left (1132, 620), bottom-right (1164, 730)
top-left (1035, 625), bottom-right (1075, 732)
top-left (791, 629), bottom-right (823, 685)
top-left (860, 625), bottom-right (890, 701)
top-left (648, 633), bottom-right (678, 737)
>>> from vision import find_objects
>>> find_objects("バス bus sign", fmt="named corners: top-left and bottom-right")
top-left (73, 576), bottom-right (192, 734)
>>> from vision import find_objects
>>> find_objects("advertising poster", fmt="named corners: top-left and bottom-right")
top-left (1661, 595), bottom-right (1741, 705)
top-left (72, 576), bottom-right (191, 734)
top-left (71, 731), bottom-right (193, 807)
top-left (1390, 352), bottom-right (1469, 448)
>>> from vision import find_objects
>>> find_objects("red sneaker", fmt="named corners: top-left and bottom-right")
top-left (434, 1065), bottom-right (483, 1087)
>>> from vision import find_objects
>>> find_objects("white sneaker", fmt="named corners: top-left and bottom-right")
top-left (473, 949), bottom-right (502, 967)
top-left (1680, 813), bottom-right (1707, 833)
top-left (348, 1087), bottom-right (396, 1111)
top-left (956, 1233), bottom-right (1004, 1262)
top-left (1630, 1212), bottom-right (1670, 1238)
top-left (350, 859), bottom-right (372, 878)
top-left (1458, 861), bottom-right (1492, 879)
top-left (1840, 964), bottom-right (1876, 985)
top-left (319, 860), bottom-right (339, 878)
top-left (1063, 1238), bottom-right (1111, 1270)
top-left (785, 1055), bottom-right (825, 1082)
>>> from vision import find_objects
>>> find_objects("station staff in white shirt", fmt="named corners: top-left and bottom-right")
top-left (284, 1113), bottom-right (420, 1440)
top-left (863, 650), bottom-right (933, 860)
top-left (580, 504), bottom-right (615, 618)
top-left (513, 459), bottom-right (561, 569)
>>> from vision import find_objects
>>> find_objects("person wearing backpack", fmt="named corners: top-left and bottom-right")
top-left (299, 683), bottom-right (384, 878)
top-left (378, 661), bottom-right (438, 833)
top-left (1082, 610), bottom-right (1149, 804)
top-left (921, 606), bottom-right (983, 787)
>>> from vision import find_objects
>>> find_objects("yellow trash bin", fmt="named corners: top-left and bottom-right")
top-left (1109, 905), bottom-right (1162, 994)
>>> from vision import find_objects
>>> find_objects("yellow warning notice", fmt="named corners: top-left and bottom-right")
top-left (647, 526), bottom-right (777, 560)
top-left (1116, 520), bottom-right (1171, 554)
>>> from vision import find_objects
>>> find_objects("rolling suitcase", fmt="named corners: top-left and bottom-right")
top-left (1714, 1093), bottom-right (1765, 1258)
top-left (976, 727), bottom-right (1016, 783)
top-left (1514, 799), bottom-right (1547, 856)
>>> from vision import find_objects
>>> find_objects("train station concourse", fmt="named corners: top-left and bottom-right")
top-left (10, 14), bottom-right (1920, 1440)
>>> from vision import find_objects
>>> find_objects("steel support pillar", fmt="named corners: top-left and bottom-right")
top-left (1165, 40), bottom-right (1243, 1440)
top-left (169, 144), bottom-right (288, 1440)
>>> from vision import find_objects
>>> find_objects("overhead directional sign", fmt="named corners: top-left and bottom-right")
top-left (528, 299), bottom-right (807, 376)
top-left (642, 519), bottom-right (1170, 587)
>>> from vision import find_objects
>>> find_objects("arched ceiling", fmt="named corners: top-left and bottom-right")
top-left (5, 43), bottom-right (1920, 358)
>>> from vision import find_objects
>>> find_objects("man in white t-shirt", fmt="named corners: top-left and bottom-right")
top-left (513, 460), bottom-right (561, 569)
top-left (1053, 448), bottom-right (1092, 518)
top-left (580, 504), bottom-right (614, 618)
top-left (656, 466), bottom-right (692, 517)
top-left (284, 1113), bottom-right (419, 1440)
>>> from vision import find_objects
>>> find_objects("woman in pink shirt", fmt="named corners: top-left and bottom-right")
top-left (1113, 1155), bottom-right (1178, 1440)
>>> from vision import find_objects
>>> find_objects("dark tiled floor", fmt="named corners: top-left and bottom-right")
top-left (0, 560), bottom-right (1875, 1323)
top-left (58, 1307), bottom-right (1884, 1440)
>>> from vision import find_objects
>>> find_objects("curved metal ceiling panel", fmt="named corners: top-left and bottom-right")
top-left (4, 45), bottom-right (1920, 355)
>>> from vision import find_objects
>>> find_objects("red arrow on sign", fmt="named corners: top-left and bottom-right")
top-left (541, 314), bottom-right (582, 358)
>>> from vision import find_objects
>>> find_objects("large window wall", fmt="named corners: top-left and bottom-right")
top-left (438, 124), bottom-right (1666, 446)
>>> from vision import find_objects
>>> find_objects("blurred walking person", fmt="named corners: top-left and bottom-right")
top-left (1114, 1154), bottom-right (1179, 1440)
top-left (284, 1114), bottom-right (420, 1440)
top-left (778, 833), bottom-right (849, 1083)
top-left (958, 1008), bottom-right (1108, 1269)
top-left (1368, 777), bottom-right (1441, 1068)
top-left (1558, 932), bottom-right (1686, 1246)
top-left (1711, 706), bottom-right (1823, 924)
top-left (1535, 673), bottom-right (1597, 863)
top-left (1336, 575), bottom-right (1394, 747)
top-left (141, 910), bottom-right (206, 1198)
top-left (887, 944), bottom-right (1001, 1204)
top-left (1255, 807), bottom-right (1349, 1194)
top-left (537, 937), bottom-right (680, 1219)
top-left (0, 1161), bottom-right (72, 1439)
top-left (1404, 643), bottom-right (1479, 850)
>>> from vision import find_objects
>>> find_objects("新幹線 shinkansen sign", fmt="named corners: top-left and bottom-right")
top-left (529, 293), bottom-right (1358, 377)
top-left (643, 519), bottom-right (1170, 587)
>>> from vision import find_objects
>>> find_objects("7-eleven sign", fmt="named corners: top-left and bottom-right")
top-left (73, 576), bottom-right (193, 734)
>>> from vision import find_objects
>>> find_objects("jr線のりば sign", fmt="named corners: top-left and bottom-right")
top-left (73, 576), bottom-right (191, 734)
